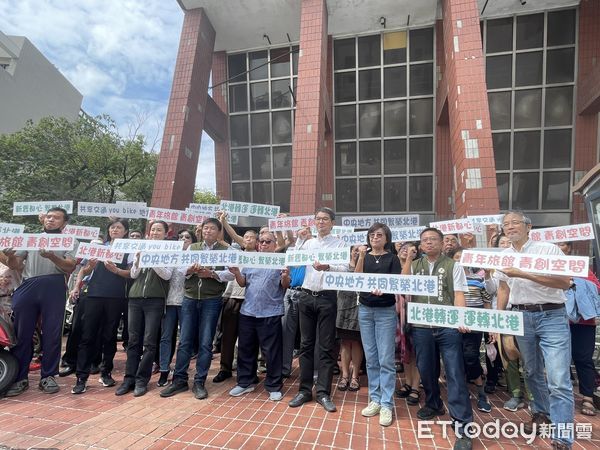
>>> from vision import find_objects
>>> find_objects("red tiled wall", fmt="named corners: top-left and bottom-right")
top-left (435, 20), bottom-right (453, 220)
top-left (441, 0), bottom-right (499, 218)
top-left (573, 0), bottom-right (600, 229)
top-left (212, 51), bottom-right (231, 200)
top-left (151, 8), bottom-right (215, 209)
top-left (290, 0), bottom-right (330, 215)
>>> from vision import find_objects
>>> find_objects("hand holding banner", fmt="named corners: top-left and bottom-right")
top-left (76, 243), bottom-right (125, 263)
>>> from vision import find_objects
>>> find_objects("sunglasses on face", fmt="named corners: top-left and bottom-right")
top-left (259, 239), bottom-right (274, 245)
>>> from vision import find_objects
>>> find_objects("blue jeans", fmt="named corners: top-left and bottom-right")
top-left (412, 327), bottom-right (473, 427)
top-left (359, 304), bottom-right (397, 409)
top-left (173, 297), bottom-right (222, 384)
top-left (516, 307), bottom-right (574, 446)
top-left (159, 305), bottom-right (181, 372)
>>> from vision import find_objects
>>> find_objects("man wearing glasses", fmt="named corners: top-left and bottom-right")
top-left (227, 231), bottom-right (290, 401)
top-left (403, 227), bottom-right (472, 450)
top-left (495, 211), bottom-right (573, 450)
top-left (288, 207), bottom-right (348, 413)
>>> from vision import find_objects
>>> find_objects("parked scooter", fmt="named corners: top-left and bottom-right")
top-left (0, 310), bottom-right (18, 395)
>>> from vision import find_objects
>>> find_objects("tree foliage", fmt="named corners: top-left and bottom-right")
top-left (0, 114), bottom-right (158, 229)
top-left (193, 189), bottom-right (220, 205)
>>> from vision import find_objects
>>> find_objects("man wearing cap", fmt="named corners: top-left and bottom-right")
top-left (495, 211), bottom-right (573, 450)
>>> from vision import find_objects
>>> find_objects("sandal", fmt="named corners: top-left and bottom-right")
top-left (395, 383), bottom-right (412, 399)
top-left (406, 388), bottom-right (420, 406)
top-left (348, 377), bottom-right (360, 392)
top-left (337, 376), bottom-right (349, 391)
top-left (582, 398), bottom-right (597, 416)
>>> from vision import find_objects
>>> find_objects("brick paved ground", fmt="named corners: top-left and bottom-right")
top-left (1, 344), bottom-right (600, 449)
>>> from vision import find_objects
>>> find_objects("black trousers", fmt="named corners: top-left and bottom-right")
top-left (297, 290), bottom-right (337, 397)
top-left (124, 298), bottom-right (164, 386)
top-left (462, 330), bottom-right (484, 381)
top-left (62, 297), bottom-right (94, 367)
top-left (485, 341), bottom-right (503, 385)
top-left (220, 297), bottom-right (243, 372)
top-left (237, 314), bottom-right (282, 392)
top-left (76, 296), bottom-right (126, 380)
top-left (570, 323), bottom-right (597, 397)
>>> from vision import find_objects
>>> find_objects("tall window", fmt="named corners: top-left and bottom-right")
top-left (484, 9), bottom-right (576, 211)
top-left (333, 28), bottom-right (435, 213)
top-left (227, 46), bottom-right (298, 211)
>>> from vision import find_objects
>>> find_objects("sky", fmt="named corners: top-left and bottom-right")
top-left (0, 0), bottom-right (216, 192)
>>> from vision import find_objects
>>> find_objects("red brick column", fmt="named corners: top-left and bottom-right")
top-left (435, 20), bottom-right (453, 220)
top-left (151, 8), bottom-right (215, 209)
top-left (211, 51), bottom-right (231, 200)
top-left (440, 0), bottom-right (499, 217)
top-left (573, 0), bottom-right (600, 227)
top-left (289, 0), bottom-right (331, 215)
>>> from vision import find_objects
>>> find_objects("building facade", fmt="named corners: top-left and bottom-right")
top-left (152, 0), bottom-right (599, 227)
top-left (0, 32), bottom-right (83, 135)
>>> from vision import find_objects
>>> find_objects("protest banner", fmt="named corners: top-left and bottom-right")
top-left (310, 226), bottom-right (355, 236)
top-left (0, 223), bottom-right (25, 234)
top-left (147, 207), bottom-right (208, 225)
top-left (407, 303), bottom-right (524, 336)
top-left (467, 214), bottom-right (504, 225)
top-left (116, 201), bottom-right (147, 208)
top-left (234, 251), bottom-right (287, 269)
top-left (339, 232), bottom-right (368, 246)
top-left (76, 243), bottom-right (125, 263)
top-left (460, 249), bottom-right (589, 277)
top-left (111, 239), bottom-right (184, 253)
top-left (186, 204), bottom-right (239, 225)
top-left (322, 272), bottom-right (438, 296)
top-left (269, 215), bottom-right (316, 232)
top-left (13, 201), bottom-right (73, 216)
top-left (138, 250), bottom-right (238, 268)
top-left (77, 202), bottom-right (148, 219)
top-left (0, 234), bottom-right (76, 251)
top-left (529, 223), bottom-right (595, 243)
top-left (391, 226), bottom-right (427, 242)
top-left (219, 200), bottom-right (280, 218)
top-left (429, 218), bottom-right (475, 234)
top-left (63, 225), bottom-right (100, 240)
top-left (341, 215), bottom-right (420, 228)
top-left (285, 248), bottom-right (350, 266)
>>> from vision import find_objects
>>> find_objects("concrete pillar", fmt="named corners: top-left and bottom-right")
top-left (211, 51), bottom-right (231, 200)
top-left (289, 0), bottom-right (332, 215)
top-left (574, 0), bottom-right (600, 227)
top-left (441, 0), bottom-right (499, 217)
top-left (151, 8), bottom-right (215, 209)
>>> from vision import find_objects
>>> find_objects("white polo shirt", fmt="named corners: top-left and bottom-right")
top-left (494, 239), bottom-right (567, 305)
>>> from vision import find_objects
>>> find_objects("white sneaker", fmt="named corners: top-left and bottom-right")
top-left (229, 385), bottom-right (255, 397)
top-left (269, 391), bottom-right (283, 402)
top-left (361, 401), bottom-right (381, 417)
top-left (379, 407), bottom-right (393, 426)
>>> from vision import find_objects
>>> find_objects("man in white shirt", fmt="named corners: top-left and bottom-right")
top-left (288, 208), bottom-right (348, 413)
top-left (495, 211), bottom-right (573, 450)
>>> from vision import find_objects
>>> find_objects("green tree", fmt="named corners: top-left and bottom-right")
top-left (193, 189), bottom-right (220, 204)
top-left (0, 114), bottom-right (158, 230)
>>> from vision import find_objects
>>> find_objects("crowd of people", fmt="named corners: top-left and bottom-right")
top-left (1, 206), bottom-right (599, 450)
